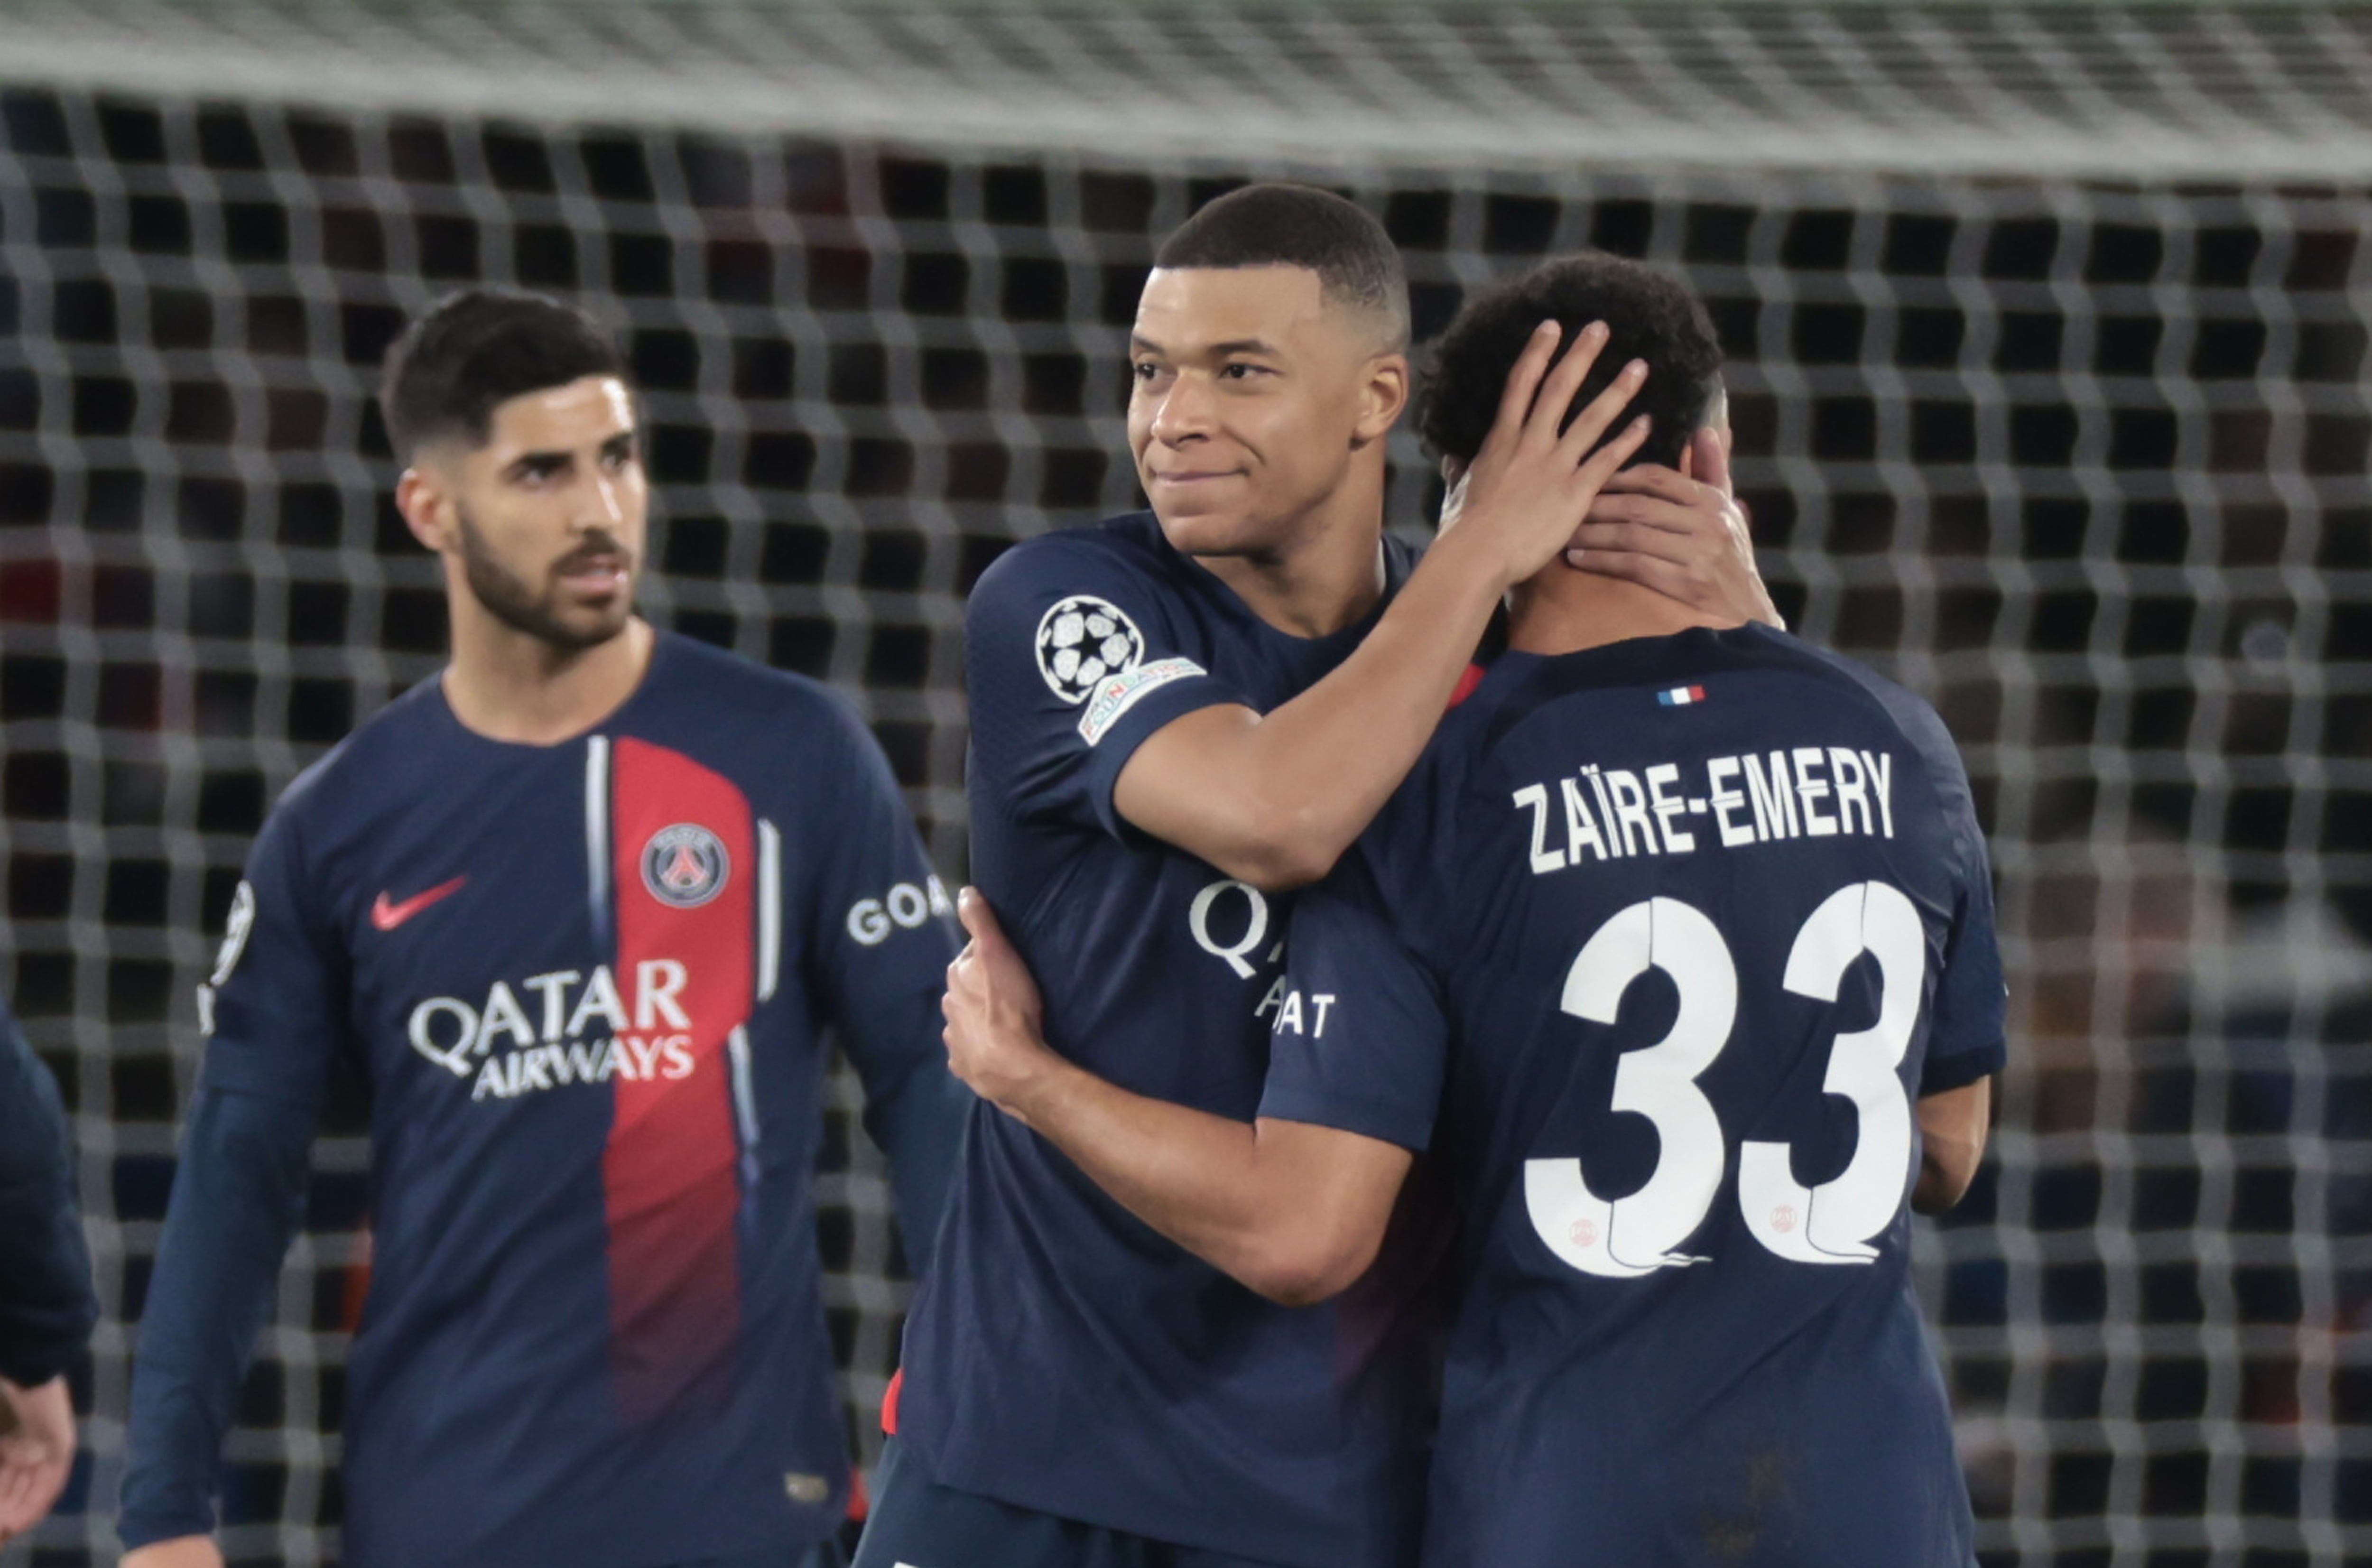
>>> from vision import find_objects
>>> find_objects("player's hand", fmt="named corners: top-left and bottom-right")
top-left (1568, 425), bottom-right (1783, 629)
top-left (121, 1539), bottom-right (226, 1568)
top-left (941, 888), bottom-right (1061, 1121)
top-left (1436, 320), bottom-right (1655, 590)
top-left (0, 1373), bottom-right (76, 1543)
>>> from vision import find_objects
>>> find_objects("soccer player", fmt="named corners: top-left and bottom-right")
top-left (120, 291), bottom-right (966, 1568)
top-left (0, 992), bottom-right (97, 1545)
top-left (861, 188), bottom-right (1781, 1568)
top-left (941, 251), bottom-right (2002, 1567)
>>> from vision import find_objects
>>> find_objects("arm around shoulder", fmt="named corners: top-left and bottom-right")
top-left (939, 889), bottom-right (1413, 1302)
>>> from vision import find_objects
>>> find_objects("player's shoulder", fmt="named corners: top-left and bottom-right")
top-left (271, 675), bottom-right (449, 825)
top-left (969, 512), bottom-right (1180, 619)
top-left (1736, 626), bottom-right (1972, 785)
top-left (650, 630), bottom-right (860, 728)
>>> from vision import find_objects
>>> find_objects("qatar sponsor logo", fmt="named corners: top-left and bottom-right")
top-left (405, 960), bottom-right (700, 1102)
top-left (640, 823), bottom-right (730, 909)
top-left (1034, 594), bottom-right (1145, 705)
top-left (845, 875), bottom-right (955, 946)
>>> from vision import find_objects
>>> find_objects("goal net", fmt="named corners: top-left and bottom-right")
top-left (1, 2), bottom-right (2367, 1564)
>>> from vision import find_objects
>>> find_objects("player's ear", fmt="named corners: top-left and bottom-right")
top-left (395, 464), bottom-right (452, 554)
top-left (1351, 352), bottom-right (1409, 449)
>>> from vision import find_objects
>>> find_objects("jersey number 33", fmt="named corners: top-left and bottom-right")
top-left (1527, 881), bottom-right (1925, 1279)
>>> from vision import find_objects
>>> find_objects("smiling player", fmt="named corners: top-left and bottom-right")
top-left (860, 190), bottom-right (1780, 1568)
top-left (120, 291), bottom-right (966, 1568)
top-left (942, 252), bottom-right (2001, 1567)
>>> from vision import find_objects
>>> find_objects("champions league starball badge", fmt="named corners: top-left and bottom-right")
top-left (640, 823), bottom-right (730, 909)
top-left (1035, 594), bottom-right (1146, 705)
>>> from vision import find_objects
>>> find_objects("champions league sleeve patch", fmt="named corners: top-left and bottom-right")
top-left (1035, 594), bottom-right (1148, 705)
top-left (209, 880), bottom-right (258, 986)
top-left (195, 878), bottom-right (257, 1036)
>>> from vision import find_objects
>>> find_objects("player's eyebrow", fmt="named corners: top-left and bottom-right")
top-left (1130, 333), bottom-right (1283, 359)
top-left (600, 429), bottom-right (637, 460)
top-left (503, 447), bottom-right (573, 479)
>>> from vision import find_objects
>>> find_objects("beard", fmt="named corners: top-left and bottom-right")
top-left (454, 506), bottom-right (633, 652)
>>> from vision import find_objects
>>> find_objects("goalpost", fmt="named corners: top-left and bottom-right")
top-left (1, 3), bottom-right (2367, 1563)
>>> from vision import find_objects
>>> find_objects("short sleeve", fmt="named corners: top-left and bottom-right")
top-left (1257, 852), bottom-right (1449, 1152)
top-left (196, 789), bottom-right (350, 1113)
top-left (799, 688), bottom-right (960, 1008)
top-left (964, 531), bottom-right (1250, 842)
top-left (1914, 729), bottom-right (2008, 1098)
top-left (1922, 837), bottom-right (2007, 1095)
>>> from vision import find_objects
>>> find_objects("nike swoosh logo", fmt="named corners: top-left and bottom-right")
top-left (371, 876), bottom-right (468, 932)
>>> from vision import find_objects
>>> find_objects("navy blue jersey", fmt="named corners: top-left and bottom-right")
top-left (0, 992), bottom-right (98, 1387)
top-left (123, 632), bottom-right (962, 1568)
top-left (1262, 625), bottom-right (2005, 1568)
top-left (897, 513), bottom-right (1427, 1568)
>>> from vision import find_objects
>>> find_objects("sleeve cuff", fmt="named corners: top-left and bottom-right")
top-left (1256, 1089), bottom-right (1435, 1155)
top-left (119, 1507), bottom-right (217, 1552)
top-left (1920, 1039), bottom-right (2005, 1097)
top-left (1078, 673), bottom-right (1247, 843)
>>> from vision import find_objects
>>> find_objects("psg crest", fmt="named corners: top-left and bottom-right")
top-left (641, 823), bottom-right (730, 909)
top-left (1035, 594), bottom-right (1146, 705)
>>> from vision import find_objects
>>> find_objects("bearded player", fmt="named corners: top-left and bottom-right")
top-left (861, 189), bottom-right (1780, 1568)
top-left (119, 291), bottom-right (966, 1568)
top-left (943, 252), bottom-right (2001, 1566)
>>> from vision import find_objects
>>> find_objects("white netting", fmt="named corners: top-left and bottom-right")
top-left (1, 6), bottom-right (2369, 1565)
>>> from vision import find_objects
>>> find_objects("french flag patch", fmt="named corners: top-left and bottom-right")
top-left (1657, 685), bottom-right (1708, 707)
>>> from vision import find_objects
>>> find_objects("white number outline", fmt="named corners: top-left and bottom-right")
top-left (1524, 881), bottom-right (1926, 1276)
top-left (1526, 899), bottom-right (1731, 1277)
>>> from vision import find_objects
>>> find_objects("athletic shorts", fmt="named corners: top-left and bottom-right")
top-left (852, 1438), bottom-right (1291, 1568)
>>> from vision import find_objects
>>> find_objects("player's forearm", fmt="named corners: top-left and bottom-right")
top-left (1911, 1077), bottom-right (1991, 1215)
top-left (120, 1087), bottom-right (315, 1548)
top-left (1126, 529), bottom-right (1506, 891)
top-left (1002, 1063), bottom-right (1334, 1303)
top-left (848, 984), bottom-right (973, 1249)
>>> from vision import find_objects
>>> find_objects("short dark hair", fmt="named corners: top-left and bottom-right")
top-left (1155, 183), bottom-right (1409, 348)
top-left (1417, 252), bottom-right (1722, 471)
top-left (378, 289), bottom-right (630, 461)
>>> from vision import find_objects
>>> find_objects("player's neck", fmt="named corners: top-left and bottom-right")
top-left (1186, 467), bottom-right (1389, 639)
top-left (441, 611), bottom-right (656, 745)
top-left (1506, 571), bottom-right (1732, 657)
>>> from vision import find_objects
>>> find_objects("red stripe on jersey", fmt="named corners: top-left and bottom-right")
top-left (1448, 663), bottom-right (1487, 710)
top-left (602, 737), bottom-right (754, 1425)
top-left (881, 1365), bottom-right (902, 1435)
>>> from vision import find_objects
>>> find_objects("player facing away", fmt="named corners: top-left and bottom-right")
top-left (120, 292), bottom-right (968, 1568)
top-left (941, 252), bottom-right (2003, 1568)
top-left (859, 187), bottom-right (1780, 1568)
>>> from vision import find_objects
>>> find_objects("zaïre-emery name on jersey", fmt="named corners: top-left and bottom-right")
top-left (123, 632), bottom-right (959, 1568)
top-left (894, 512), bottom-right (1432, 1568)
top-left (1263, 624), bottom-right (2006, 1567)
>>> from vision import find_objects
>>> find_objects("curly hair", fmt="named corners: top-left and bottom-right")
top-left (1416, 252), bottom-right (1721, 471)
